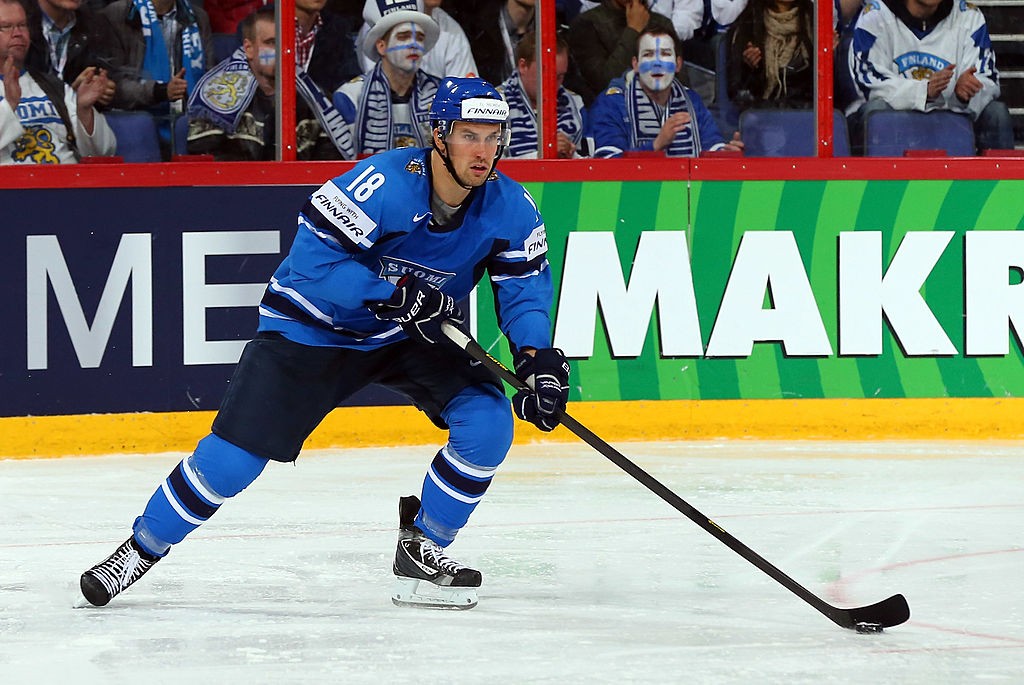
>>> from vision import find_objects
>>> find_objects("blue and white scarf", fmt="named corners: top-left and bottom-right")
top-left (189, 48), bottom-right (353, 156)
top-left (133, 0), bottom-right (204, 100)
top-left (498, 70), bottom-right (583, 158)
top-left (188, 48), bottom-right (254, 132)
top-left (624, 70), bottom-right (701, 158)
top-left (353, 62), bottom-right (438, 157)
top-left (295, 67), bottom-right (353, 158)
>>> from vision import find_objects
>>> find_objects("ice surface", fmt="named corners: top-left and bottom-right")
top-left (1, 440), bottom-right (1022, 683)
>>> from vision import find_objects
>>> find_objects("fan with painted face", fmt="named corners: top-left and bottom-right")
top-left (632, 31), bottom-right (680, 93)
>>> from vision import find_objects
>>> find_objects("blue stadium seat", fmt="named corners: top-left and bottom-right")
top-left (103, 111), bottom-right (162, 162)
top-left (212, 33), bottom-right (241, 65)
top-left (864, 110), bottom-right (976, 157)
top-left (173, 114), bottom-right (189, 156)
top-left (740, 109), bottom-right (851, 157)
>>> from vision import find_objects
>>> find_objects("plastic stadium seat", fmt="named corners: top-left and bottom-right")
top-left (103, 111), bottom-right (162, 162)
top-left (740, 109), bottom-right (851, 157)
top-left (169, 115), bottom-right (213, 161)
top-left (865, 110), bottom-right (975, 157)
top-left (212, 33), bottom-right (241, 64)
top-left (173, 114), bottom-right (189, 156)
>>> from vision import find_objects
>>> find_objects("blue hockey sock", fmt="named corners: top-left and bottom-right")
top-left (132, 434), bottom-right (269, 557)
top-left (417, 384), bottom-right (513, 546)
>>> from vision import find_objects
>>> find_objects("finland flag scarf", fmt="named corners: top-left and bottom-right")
top-left (189, 47), bottom-right (353, 156)
top-left (188, 47), bottom-right (254, 132)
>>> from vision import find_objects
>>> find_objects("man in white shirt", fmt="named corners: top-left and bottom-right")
top-left (1, 0), bottom-right (115, 163)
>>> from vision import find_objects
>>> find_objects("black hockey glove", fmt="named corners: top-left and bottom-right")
top-left (371, 274), bottom-right (465, 345)
top-left (511, 348), bottom-right (570, 432)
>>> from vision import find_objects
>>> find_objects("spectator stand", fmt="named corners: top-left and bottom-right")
top-left (741, 109), bottom-right (850, 157)
top-left (864, 110), bottom-right (976, 157)
top-left (975, 0), bottom-right (1024, 148)
top-left (103, 111), bottom-right (162, 163)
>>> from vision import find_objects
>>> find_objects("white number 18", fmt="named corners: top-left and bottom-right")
top-left (345, 164), bottom-right (386, 201)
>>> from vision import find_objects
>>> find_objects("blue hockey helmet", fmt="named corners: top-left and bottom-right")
top-left (430, 77), bottom-right (511, 146)
top-left (429, 77), bottom-right (511, 189)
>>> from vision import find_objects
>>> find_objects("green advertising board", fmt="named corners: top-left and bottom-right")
top-left (476, 179), bottom-right (1024, 402)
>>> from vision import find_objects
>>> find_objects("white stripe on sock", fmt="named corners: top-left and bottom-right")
top-left (160, 481), bottom-right (206, 526)
top-left (427, 468), bottom-right (483, 505)
top-left (181, 458), bottom-right (225, 505)
top-left (441, 444), bottom-right (496, 479)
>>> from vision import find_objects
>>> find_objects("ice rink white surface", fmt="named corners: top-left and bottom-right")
top-left (2, 439), bottom-right (1022, 684)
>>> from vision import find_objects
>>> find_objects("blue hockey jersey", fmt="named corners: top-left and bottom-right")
top-left (258, 146), bottom-right (553, 352)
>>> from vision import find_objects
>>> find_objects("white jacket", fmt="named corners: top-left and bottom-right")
top-left (580, 0), bottom-right (706, 41)
top-left (850, 0), bottom-right (999, 119)
top-left (358, 7), bottom-right (479, 79)
top-left (0, 71), bottom-right (115, 164)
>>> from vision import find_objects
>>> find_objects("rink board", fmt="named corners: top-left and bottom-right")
top-left (3, 171), bottom-right (1024, 457)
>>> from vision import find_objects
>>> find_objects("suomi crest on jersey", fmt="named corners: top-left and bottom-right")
top-left (378, 257), bottom-right (456, 287)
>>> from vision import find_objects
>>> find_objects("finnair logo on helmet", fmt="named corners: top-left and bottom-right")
top-left (461, 98), bottom-right (509, 121)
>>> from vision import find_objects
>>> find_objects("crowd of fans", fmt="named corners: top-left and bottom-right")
top-left (0, 0), bottom-right (1016, 164)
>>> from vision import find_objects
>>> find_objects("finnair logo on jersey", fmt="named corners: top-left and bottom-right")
top-left (461, 98), bottom-right (509, 121)
top-left (312, 181), bottom-right (377, 246)
top-left (525, 225), bottom-right (547, 257)
top-left (379, 257), bottom-right (455, 287)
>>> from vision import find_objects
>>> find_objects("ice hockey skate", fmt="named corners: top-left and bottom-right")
top-left (78, 536), bottom-right (161, 607)
top-left (392, 495), bottom-right (481, 610)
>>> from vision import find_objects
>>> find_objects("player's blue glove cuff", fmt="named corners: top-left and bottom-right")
top-left (370, 274), bottom-right (465, 345)
top-left (512, 348), bottom-right (570, 432)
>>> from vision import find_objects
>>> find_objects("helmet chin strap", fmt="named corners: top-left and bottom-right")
top-left (432, 127), bottom-right (503, 192)
top-left (432, 137), bottom-right (474, 191)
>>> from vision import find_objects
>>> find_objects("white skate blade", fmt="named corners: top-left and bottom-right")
top-left (391, 576), bottom-right (478, 610)
top-left (70, 577), bottom-right (92, 609)
top-left (72, 586), bottom-right (94, 609)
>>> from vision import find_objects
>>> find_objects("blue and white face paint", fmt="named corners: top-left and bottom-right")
top-left (636, 33), bottom-right (676, 92)
top-left (257, 47), bottom-right (276, 70)
top-left (384, 21), bottom-right (426, 73)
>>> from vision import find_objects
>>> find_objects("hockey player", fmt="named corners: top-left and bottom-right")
top-left (79, 76), bottom-right (571, 611)
top-left (848, 0), bottom-right (1014, 153)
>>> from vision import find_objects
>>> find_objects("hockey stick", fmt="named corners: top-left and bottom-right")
top-left (441, 323), bottom-right (910, 632)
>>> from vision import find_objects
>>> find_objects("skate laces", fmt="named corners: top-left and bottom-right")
top-left (117, 551), bottom-right (138, 585)
top-left (91, 543), bottom-right (153, 595)
top-left (418, 538), bottom-right (466, 575)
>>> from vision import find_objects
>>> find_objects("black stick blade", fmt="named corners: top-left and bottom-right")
top-left (834, 594), bottom-right (910, 630)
